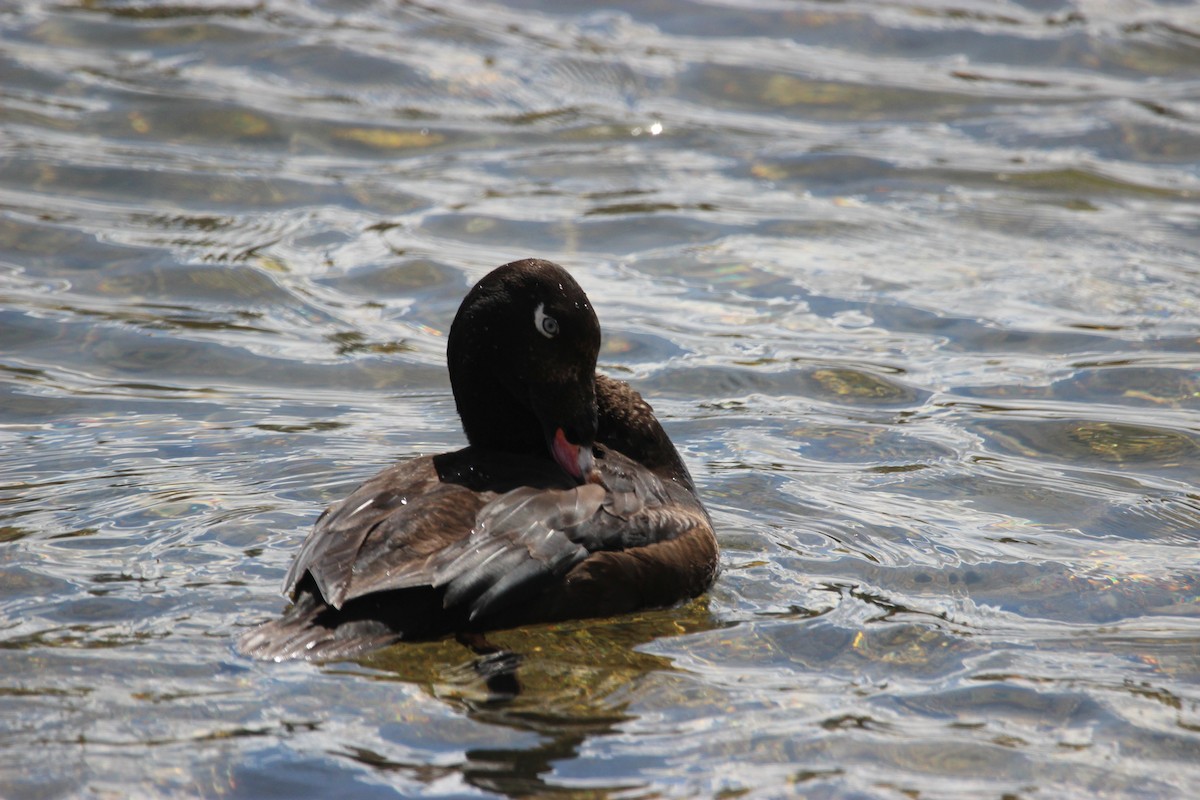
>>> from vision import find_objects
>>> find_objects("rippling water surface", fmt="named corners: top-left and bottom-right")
top-left (2, 1), bottom-right (1199, 797)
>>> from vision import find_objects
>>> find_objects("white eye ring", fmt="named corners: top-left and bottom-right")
top-left (534, 302), bottom-right (559, 338)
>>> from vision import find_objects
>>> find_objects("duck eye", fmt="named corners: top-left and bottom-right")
top-left (534, 302), bottom-right (559, 338)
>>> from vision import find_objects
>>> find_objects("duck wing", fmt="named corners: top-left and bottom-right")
top-left (425, 444), bottom-right (703, 623)
top-left (280, 457), bottom-right (480, 608)
top-left (283, 445), bottom-right (697, 621)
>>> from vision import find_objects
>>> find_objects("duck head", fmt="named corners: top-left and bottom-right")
top-left (447, 259), bottom-right (601, 483)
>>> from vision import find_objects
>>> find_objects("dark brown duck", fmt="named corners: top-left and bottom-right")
top-left (238, 259), bottom-right (719, 661)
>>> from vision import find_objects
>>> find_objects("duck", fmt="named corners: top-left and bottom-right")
top-left (238, 258), bottom-right (719, 661)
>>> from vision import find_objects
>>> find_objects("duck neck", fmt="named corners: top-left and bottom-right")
top-left (448, 350), bottom-right (546, 455)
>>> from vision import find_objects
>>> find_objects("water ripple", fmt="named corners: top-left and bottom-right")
top-left (2, 1), bottom-right (1199, 798)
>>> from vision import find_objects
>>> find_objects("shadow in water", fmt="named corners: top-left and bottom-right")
top-left (337, 597), bottom-right (722, 796)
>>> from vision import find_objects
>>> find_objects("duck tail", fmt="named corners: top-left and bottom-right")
top-left (236, 584), bottom-right (400, 662)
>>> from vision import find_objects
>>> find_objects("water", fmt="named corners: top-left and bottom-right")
top-left (2, 0), bottom-right (1198, 797)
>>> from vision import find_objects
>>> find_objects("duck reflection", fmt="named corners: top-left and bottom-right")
top-left (339, 598), bottom-right (719, 796)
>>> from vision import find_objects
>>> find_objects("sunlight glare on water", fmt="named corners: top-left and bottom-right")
top-left (1, 0), bottom-right (1198, 797)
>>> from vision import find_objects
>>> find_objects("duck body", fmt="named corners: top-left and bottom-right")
top-left (239, 260), bottom-right (718, 661)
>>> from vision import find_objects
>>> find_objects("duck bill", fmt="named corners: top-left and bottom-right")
top-left (531, 376), bottom-right (599, 484)
top-left (551, 427), bottom-right (599, 484)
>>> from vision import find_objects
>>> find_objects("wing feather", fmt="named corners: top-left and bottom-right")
top-left (279, 445), bottom-right (705, 626)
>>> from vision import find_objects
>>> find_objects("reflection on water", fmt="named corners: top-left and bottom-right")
top-left (343, 602), bottom-right (720, 796)
top-left (1, 0), bottom-right (1199, 797)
